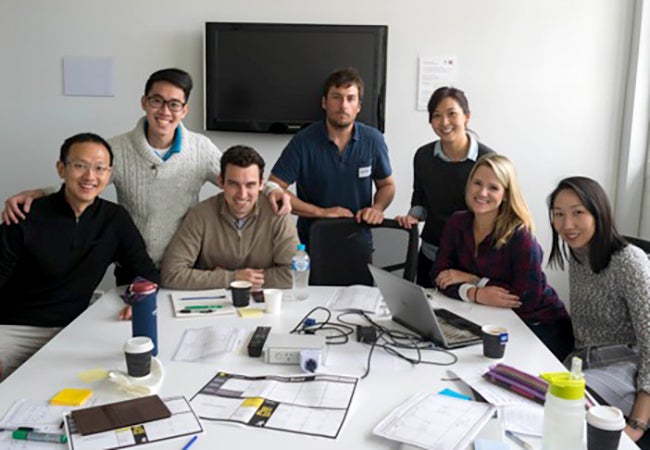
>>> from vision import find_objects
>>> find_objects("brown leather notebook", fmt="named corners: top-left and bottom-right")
top-left (70, 395), bottom-right (171, 435)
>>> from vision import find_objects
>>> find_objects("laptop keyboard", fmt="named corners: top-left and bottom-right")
top-left (435, 309), bottom-right (482, 345)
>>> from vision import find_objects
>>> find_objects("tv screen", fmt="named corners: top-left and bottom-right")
top-left (204, 22), bottom-right (388, 133)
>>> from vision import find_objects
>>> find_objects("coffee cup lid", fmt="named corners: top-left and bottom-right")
top-left (124, 336), bottom-right (154, 353)
top-left (481, 325), bottom-right (508, 335)
top-left (587, 405), bottom-right (626, 430)
top-left (230, 280), bottom-right (252, 289)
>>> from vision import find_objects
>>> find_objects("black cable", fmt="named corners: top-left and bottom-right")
top-left (290, 306), bottom-right (355, 345)
top-left (291, 307), bottom-right (458, 377)
top-left (338, 310), bottom-right (458, 378)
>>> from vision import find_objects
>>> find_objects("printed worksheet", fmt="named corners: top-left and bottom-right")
top-left (452, 367), bottom-right (544, 435)
top-left (172, 326), bottom-right (246, 363)
top-left (0, 399), bottom-right (69, 450)
top-left (65, 396), bottom-right (202, 450)
top-left (373, 393), bottom-right (495, 450)
top-left (190, 372), bottom-right (358, 438)
top-left (325, 285), bottom-right (386, 314)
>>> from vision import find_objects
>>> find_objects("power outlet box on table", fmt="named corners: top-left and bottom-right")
top-left (263, 334), bottom-right (327, 365)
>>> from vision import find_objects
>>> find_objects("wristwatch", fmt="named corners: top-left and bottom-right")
top-left (627, 417), bottom-right (648, 431)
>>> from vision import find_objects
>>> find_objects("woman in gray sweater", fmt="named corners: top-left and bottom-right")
top-left (548, 176), bottom-right (650, 443)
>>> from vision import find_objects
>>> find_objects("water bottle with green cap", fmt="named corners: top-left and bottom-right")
top-left (541, 356), bottom-right (587, 449)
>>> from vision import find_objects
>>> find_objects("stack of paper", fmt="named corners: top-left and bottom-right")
top-left (325, 285), bottom-right (385, 314)
top-left (453, 367), bottom-right (544, 436)
top-left (373, 393), bottom-right (496, 450)
top-left (172, 326), bottom-right (246, 363)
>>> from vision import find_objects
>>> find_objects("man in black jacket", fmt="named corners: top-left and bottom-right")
top-left (0, 133), bottom-right (159, 380)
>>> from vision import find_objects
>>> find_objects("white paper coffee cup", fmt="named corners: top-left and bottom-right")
top-left (264, 289), bottom-right (283, 314)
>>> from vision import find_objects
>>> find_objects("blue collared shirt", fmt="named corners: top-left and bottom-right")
top-left (272, 120), bottom-right (392, 244)
top-left (144, 121), bottom-right (183, 161)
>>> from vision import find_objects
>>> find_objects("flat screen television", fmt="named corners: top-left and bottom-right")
top-left (204, 22), bottom-right (388, 133)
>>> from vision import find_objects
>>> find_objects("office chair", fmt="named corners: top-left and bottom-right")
top-left (623, 235), bottom-right (650, 255)
top-left (308, 218), bottom-right (419, 286)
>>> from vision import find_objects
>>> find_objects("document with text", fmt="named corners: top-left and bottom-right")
top-left (190, 372), bottom-right (358, 438)
top-left (373, 393), bottom-right (495, 450)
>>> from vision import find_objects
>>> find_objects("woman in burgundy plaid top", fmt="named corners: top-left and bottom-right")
top-left (432, 154), bottom-right (574, 360)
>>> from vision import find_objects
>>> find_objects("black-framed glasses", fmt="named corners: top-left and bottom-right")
top-left (146, 96), bottom-right (186, 112)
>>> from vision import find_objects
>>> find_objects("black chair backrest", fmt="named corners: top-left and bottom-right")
top-left (308, 218), bottom-right (419, 286)
top-left (623, 235), bottom-right (650, 255)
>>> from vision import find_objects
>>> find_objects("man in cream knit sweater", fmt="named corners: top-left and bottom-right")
top-left (161, 145), bottom-right (299, 290)
top-left (2, 69), bottom-right (290, 281)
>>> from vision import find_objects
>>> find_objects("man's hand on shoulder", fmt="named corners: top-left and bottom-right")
top-left (356, 207), bottom-right (384, 225)
top-left (268, 189), bottom-right (292, 216)
top-left (3, 189), bottom-right (45, 225)
top-left (319, 206), bottom-right (354, 218)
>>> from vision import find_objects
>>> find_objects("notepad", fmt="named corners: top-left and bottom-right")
top-left (170, 290), bottom-right (236, 318)
top-left (237, 308), bottom-right (264, 318)
top-left (50, 388), bottom-right (93, 406)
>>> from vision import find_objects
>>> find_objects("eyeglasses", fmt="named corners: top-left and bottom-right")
top-left (146, 96), bottom-right (186, 112)
top-left (65, 161), bottom-right (112, 175)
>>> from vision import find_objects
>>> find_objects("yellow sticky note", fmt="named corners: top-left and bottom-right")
top-left (237, 308), bottom-right (264, 318)
top-left (242, 397), bottom-right (265, 408)
top-left (50, 388), bottom-right (93, 406)
top-left (77, 368), bottom-right (108, 383)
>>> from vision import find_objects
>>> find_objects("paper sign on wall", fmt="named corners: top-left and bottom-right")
top-left (417, 56), bottom-right (458, 111)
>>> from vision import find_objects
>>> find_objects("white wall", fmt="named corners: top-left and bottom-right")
top-left (0, 0), bottom-right (635, 299)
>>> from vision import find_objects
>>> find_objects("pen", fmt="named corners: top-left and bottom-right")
top-left (184, 305), bottom-right (223, 310)
top-left (0, 426), bottom-right (34, 432)
top-left (12, 429), bottom-right (68, 443)
top-left (505, 430), bottom-right (533, 450)
top-left (182, 435), bottom-right (198, 450)
top-left (180, 309), bottom-right (217, 314)
top-left (180, 295), bottom-right (226, 301)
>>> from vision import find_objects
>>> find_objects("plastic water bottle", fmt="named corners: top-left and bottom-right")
top-left (541, 357), bottom-right (586, 450)
top-left (292, 244), bottom-right (310, 300)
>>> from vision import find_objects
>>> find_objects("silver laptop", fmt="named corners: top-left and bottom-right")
top-left (368, 265), bottom-right (482, 349)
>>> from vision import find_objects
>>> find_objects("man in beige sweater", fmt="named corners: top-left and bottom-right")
top-left (161, 145), bottom-right (299, 290)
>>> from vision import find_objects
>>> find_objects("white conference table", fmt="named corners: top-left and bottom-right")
top-left (0, 287), bottom-right (639, 449)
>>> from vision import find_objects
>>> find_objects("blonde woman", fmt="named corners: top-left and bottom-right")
top-left (432, 154), bottom-right (573, 360)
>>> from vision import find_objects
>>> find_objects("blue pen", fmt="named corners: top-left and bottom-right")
top-left (180, 295), bottom-right (225, 301)
top-left (505, 431), bottom-right (534, 450)
top-left (182, 435), bottom-right (198, 450)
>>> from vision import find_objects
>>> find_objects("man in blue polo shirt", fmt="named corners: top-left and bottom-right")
top-left (270, 67), bottom-right (395, 245)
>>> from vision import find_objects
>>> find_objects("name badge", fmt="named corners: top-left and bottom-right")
top-left (358, 166), bottom-right (372, 178)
